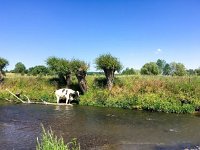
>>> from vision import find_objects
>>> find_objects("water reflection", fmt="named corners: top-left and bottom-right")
top-left (0, 104), bottom-right (200, 150)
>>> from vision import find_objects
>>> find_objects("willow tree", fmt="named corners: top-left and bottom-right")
top-left (46, 57), bottom-right (71, 87)
top-left (95, 54), bottom-right (123, 90)
top-left (0, 57), bottom-right (9, 82)
top-left (70, 59), bottom-right (89, 94)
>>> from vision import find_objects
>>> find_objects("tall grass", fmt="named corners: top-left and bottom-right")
top-left (1, 73), bottom-right (200, 113)
top-left (80, 75), bottom-right (200, 113)
top-left (36, 125), bottom-right (80, 150)
top-left (0, 74), bottom-right (56, 102)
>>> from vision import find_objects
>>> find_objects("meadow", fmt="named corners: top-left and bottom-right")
top-left (1, 73), bottom-right (200, 113)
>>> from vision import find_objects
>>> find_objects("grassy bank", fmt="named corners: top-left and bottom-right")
top-left (0, 74), bottom-right (56, 102)
top-left (1, 73), bottom-right (200, 113)
top-left (81, 75), bottom-right (200, 113)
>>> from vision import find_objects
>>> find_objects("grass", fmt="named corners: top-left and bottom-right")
top-left (1, 73), bottom-right (200, 113)
top-left (36, 125), bottom-right (80, 150)
top-left (0, 74), bottom-right (56, 102)
top-left (80, 75), bottom-right (200, 113)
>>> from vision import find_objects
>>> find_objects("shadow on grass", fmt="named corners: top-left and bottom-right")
top-left (94, 77), bottom-right (124, 88)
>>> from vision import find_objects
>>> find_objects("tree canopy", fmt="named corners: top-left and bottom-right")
top-left (0, 57), bottom-right (9, 81)
top-left (163, 63), bottom-right (171, 75)
top-left (46, 57), bottom-right (70, 75)
top-left (170, 62), bottom-right (186, 76)
top-left (70, 59), bottom-right (89, 73)
top-left (95, 54), bottom-right (123, 73)
top-left (14, 62), bottom-right (26, 74)
top-left (28, 65), bottom-right (49, 76)
top-left (140, 62), bottom-right (160, 75)
top-left (156, 59), bottom-right (166, 74)
top-left (0, 57), bottom-right (9, 71)
top-left (122, 68), bottom-right (136, 75)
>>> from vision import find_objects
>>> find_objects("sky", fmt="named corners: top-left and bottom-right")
top-left (0, 0), bottom-right (200, 71)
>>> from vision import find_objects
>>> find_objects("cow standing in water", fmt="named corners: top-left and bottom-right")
top-left (55, 88), bottom-right (79, 104)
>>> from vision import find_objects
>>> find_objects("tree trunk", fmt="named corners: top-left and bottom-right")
top-left (76, 69), bottom-right (87, 94)
top-left (65, 73), bottom-right (72, 88)
top-left (57, 72), bottom-right (71, 88)
top-left (104, 69), bottom-right (115, 90)
top-left (0, 70), bottom-right (3, 83)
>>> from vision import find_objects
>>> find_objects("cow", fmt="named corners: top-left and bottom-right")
top-left (55, 88), bottom-right (79, 104)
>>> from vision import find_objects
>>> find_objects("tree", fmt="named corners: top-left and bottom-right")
top-left (170, 62), bottom-right (186, 76)
top-left (14, 62), bottom-right (26, 75)
top-left (163, 63), bottom-right (171, 75)
top-left (95, 54), bottom-right (123, 90)
top-left (46, 57), bottom-right (71, 87)
top-left (140, 62), bottom-right (159, 75)
top-left (70, 59), bottom-right (89, 94)
top-left (121, 68), bottom-right (136, 75)
top-left (28, 65), bottom-right (49, 76)
top-left (187, 69), bottom-right (196, 76)
top-left (195, 68), bottom-right (200, 76)
top-left (156, 59), bottom-right (166, 74)
top-left (0, 57), bottom-right (9, 81)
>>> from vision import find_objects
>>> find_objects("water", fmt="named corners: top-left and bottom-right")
top-left (0, 103), bottom-right (200, 150)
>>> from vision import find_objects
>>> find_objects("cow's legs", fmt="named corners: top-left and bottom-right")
top-left (56, 96), bottom-right (60, 103)
top-left (65, 94), bottom-right (70, 104)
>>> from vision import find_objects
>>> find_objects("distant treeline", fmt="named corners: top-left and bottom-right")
top-left (3, 59), bottom-right (200, 77)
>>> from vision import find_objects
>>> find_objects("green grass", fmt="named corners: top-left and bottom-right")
top-left (80, 75), bottom-right (200, 113)
top-left (0, 74), bottom-right (56, 102)
top-left (37, 125), bottom-right (80, 150)
top-left (1, 73), bottom-right (200, 113)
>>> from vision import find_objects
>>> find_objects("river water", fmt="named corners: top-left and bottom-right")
top-left (0, 103), bottom-right (200, 150)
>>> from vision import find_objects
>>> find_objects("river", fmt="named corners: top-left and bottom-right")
top-left (0, 103), bottom-right (200, 150)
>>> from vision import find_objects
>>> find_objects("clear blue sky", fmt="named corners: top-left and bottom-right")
top-left (0, 0), bottom-right (200, 71)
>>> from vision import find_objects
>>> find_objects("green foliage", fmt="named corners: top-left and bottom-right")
top-left (156, 59), bottom-right (166, 74)
top-left (70, 59), bottom-right (89, 73)
top-left (163, 63), bottom-right (171, 75)
top-left (80, 75), bottom-right (200, 113)
top-left (140, 62), bottom-right (159, 75)
top-left (195, 68), bottom-right (200, 76)
top-left (121, 68), bottom-right (136, 75)
top-left (46, 57), bottom-right (70, 75)
top-left (137, 94), bottom-right (195, 113)
top-left (95, 54), bottom-right (123, 72)
top-left (37, 125), bottom-right (80, 150)
top-left (170, 62), bottom-right (186, 76)
top-left (187, 69), bottom-right (196, 76)
top-left (28, 65), bottom-right (49, 76)
top-left (0, 75), bottom-right (56, 102)
top-left (0, 57), bottom-right (9, 72)
top-left (1, 74), bottom-right (200, 114)
top-left (14, 62), bottom-right (26, 75)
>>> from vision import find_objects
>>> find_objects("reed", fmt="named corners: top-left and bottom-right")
top-left (36, 125), bottom-right (80, 150)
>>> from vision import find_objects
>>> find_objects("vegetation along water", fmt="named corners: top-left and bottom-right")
top-left (1, 73), bottom-right (200, 114)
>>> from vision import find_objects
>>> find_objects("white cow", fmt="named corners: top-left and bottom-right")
top-left (55, 88), bottom-right (79, 104)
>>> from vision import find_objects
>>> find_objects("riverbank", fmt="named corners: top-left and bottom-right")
top-left (1, 74), bottom-right (200, 113)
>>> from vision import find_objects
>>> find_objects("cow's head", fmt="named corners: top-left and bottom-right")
top-left (75, 91), bottom-right (80, 98)
top-left (69, 91), bottom-right (80, 100)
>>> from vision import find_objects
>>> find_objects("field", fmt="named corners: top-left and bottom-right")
top-left (1, 73), bottom-right (200, 113)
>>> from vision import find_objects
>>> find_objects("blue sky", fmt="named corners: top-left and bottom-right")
top-left (0, 0), bottom-right (200, 71)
